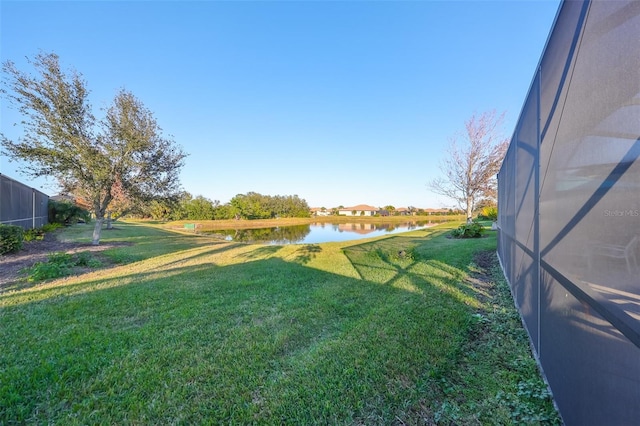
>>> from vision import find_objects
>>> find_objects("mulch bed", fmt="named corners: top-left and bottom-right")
top-left (0, 232), bottom-right (130, 290)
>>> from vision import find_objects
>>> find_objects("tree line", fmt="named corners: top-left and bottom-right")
top-left (138, 191), bottom-right (310, 221)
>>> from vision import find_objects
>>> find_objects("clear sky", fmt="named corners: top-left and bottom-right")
top-left (1, 0), bottom-right (561, 210)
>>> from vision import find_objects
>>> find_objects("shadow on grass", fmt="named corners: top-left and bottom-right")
top-left (0, 226), bottom-right (557, 424)
top-left (0, 242), bottom-right (244, 302)
top-left (291, 244), bottom-right (322, 265)
top-left (342, 232), bottom-right (495, 306)
top-left (0, 253), bottom-right (472, 424)
top-left (236, 245), bottom-right (284, 261)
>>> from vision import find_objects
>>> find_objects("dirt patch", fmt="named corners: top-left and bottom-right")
top-left (466, 249), bottom-right (500, 308)
top-left (473, 249), bottom-right (497, 271)
top-left (0, 231), bottom-right (131, 290)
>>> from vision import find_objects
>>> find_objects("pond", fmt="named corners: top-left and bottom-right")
top-left (201, 220), bottom-right (450, 245)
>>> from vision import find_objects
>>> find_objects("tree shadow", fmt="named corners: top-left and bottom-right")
top-left (1, 242), bottom-right (242, 300)
top-left (290, 244), bottom-right (322, 265)
top-left (342, 235), bottom-right (495, 307)
top-left (234, 245), bottom-right (284, 262)
top-left (0, 232), bottom-right (519, 424)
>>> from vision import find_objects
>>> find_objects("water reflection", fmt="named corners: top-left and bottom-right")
top-left (202, 220), bottom-right (447, 244)
top-left (210, 224), bottom-right (311, 244)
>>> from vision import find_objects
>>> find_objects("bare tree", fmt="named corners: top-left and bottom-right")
top-left (429, 110), bottom-right (508, 223)
top-left (1, 52), bottom-right (186, 244)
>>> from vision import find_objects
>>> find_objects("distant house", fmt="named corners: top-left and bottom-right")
top-left (337, 204), bottom-right (380, 216)
top-left (396, 207), bottom-right (409, 216)
top-left (310, 207), bottom-right (331, 217)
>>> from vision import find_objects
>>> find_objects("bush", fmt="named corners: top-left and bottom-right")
top-left (451, 221), bottom-right (485, 238)
top-left (75, 251), bottom-right (103, 268)
top-left (48, 199), bottom-right (91, 225)
top-left (23, 251), bottom-right (103, 282)
top-left (26, 252), bottom-right (74, 282)
top-left (23, 228), bottom-right (45, 242)
top-left (479, 206), bottom-right (498, 222)
top-left (0, 224), bottom-right (24, 254)
top-left (23, 223), bottom-right (63, 242)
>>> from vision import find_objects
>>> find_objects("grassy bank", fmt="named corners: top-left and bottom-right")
top-left (0, 221), bottom-right (559, 424)
top-left (157, 214), bottom-right (465, 232)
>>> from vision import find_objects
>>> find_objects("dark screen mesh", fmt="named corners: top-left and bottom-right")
top-left (497, 1), bottom-right (640, 424)
top-left (0, 174), bottom-right (49, 229)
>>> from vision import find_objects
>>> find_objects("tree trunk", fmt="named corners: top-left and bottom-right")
top-left (466, 196), bottom-right (473, 223)
top-left (106, 211), bottom-right (112, 230)
top-left (92, 217), bottom-right (104, 245)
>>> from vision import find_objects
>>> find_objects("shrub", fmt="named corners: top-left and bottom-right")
top-left (23, 251), bottom-right (102, 282)
top-left (479, 206), bottom-right (498, 222)
top-left (47, 251), bottom-right (74, 264)
top-left (25, 252), bottom-right (73, 281)
top-left (48, 199), bottom-right (91, 225)
top-left (75, 251), bottom-right (103, 268)
top-left (0, 224), bottom-right (24, 254)
top-left (23, 223), bottom-right (63, 242)
top-left (451, 221), bottom-right (485, 238)
top-left (23, 228), bottom-right (46, 242)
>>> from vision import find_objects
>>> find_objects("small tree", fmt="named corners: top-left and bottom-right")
top-left (1, 53), bottom-right (186, 244)
top-left (428, 110), bottom-right (508, 223)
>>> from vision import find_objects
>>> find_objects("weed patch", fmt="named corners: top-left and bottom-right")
top-left (22, 251), bottom-right (104, 282)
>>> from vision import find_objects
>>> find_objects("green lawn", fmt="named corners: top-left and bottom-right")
top-left (0, 221), bottom-right (560, 424)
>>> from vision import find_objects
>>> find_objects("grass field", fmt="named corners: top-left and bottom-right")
top-left (0, 221), bottom-right (560, 424)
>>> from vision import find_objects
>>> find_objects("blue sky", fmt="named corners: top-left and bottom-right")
top-left (1, 0), bottom-right (560, 209)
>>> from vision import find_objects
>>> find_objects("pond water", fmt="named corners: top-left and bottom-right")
top-left (202, 220), bottom-right (450, 245)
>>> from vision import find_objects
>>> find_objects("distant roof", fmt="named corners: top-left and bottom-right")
top-left (340, 204), bottom-right (379, 211)
top-left (50, 194), bottom-right (75, 202)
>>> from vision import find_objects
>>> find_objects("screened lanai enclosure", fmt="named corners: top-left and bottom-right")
top-left (497, 0), bottom-right (640, 424)
top-left (0, 174), bottom-right (49, 230)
